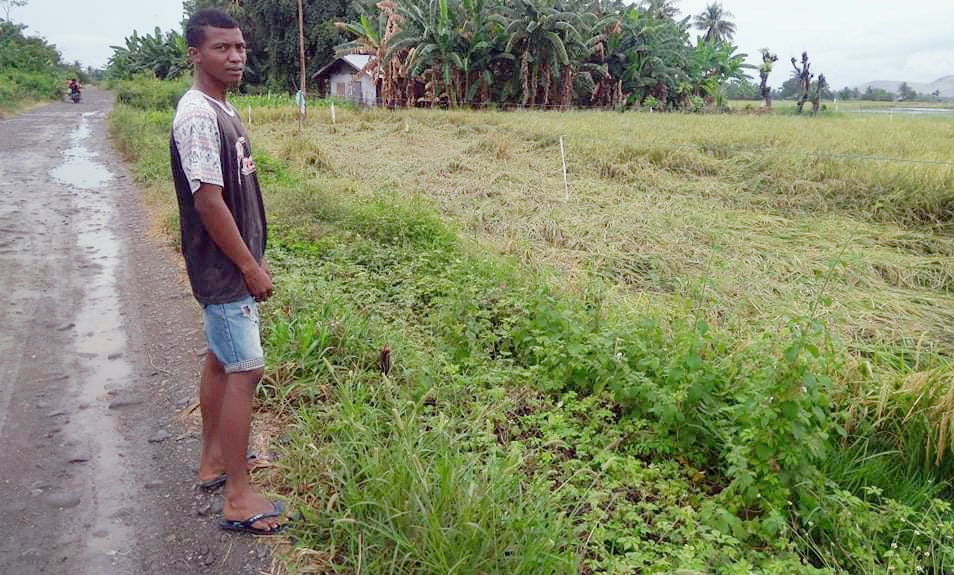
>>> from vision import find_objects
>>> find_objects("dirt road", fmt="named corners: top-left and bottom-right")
top-left (0, 89), bottom-right (271, 573)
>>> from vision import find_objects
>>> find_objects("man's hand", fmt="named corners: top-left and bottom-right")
top-left (242, 263), bottom-right (273, 302)
top-left (194, 184), bottom-right (273, 302)
top-left (262, 257), bottom-right (272, 279)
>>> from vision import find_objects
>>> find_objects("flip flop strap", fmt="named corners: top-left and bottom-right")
top-left (234, 502), bottom-right (283, 527)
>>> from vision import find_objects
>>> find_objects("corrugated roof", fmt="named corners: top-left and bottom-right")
top-left (313, 54), bottom-right (376, 79)
top-left (343, 54), bottom-right (372, 72)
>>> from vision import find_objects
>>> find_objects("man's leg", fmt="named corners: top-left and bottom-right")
top-left (197, 352), bottom-right (227, 484)
top-left (220, 367), bottom-right (280, 531)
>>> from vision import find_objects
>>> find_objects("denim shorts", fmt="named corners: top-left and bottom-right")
top-left (203, 295), bottom-right (265, 373)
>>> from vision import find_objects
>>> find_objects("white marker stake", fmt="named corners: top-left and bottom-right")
top-left (248, 105), bottom-right (252, 125)
top-left (560, 135), bottom-right (569, 201)
top-left (331, 102), bottom-right (336, 125)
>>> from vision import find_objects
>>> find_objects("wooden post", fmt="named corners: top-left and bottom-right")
top-left (560, 135), bottom-right (569, 201)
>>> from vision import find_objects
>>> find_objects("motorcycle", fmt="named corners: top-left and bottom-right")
top-left (69, 89), bottom-right (81, 103)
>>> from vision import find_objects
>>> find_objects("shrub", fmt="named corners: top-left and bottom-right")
top-left (113, 75), bottom-right (191, 110)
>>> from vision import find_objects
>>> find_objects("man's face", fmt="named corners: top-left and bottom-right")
top-left (190, 26), bottom-right (246, 86)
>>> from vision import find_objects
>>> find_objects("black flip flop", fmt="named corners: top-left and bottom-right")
top-left (219, 501), bottom-right (286, 535)
top-left (197, 473), bottom-right (227, 490)
top-left (196, 453), bottom-right (259, 491)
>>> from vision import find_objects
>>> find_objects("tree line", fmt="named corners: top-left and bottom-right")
top-left (834, 83), bottom-right (945, 102)
top-left (0, 5), bottom-right (91, 108)
top-left (107, 0), bottom-right (759, 111)
top-left (332, 0), bottom-right (751, 110)
top-left (106, 0), bottom-right (352, 91)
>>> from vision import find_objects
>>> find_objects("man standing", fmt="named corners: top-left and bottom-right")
top-left (170, 8), bottom-right (282, 534)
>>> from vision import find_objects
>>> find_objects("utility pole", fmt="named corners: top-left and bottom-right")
top-left (298, 0), bottom-right (306, 99)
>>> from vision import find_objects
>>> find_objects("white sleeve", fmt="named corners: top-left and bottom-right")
top-left (172, 101), bottom-right (223, 193)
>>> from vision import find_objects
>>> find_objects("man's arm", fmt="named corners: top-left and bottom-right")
top-left (194, 183), bottom-right (272, 301)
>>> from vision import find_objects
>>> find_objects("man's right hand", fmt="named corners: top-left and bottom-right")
top-left (242, 263), bottom-right (273, 302)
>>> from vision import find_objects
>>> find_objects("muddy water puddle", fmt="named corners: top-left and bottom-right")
top-left (49, 113), bottom-right (137, 567)
top-left (50, 113), bottom-right (112, 190)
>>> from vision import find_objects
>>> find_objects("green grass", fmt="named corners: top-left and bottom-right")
top-left (0, 68), bottom-right (65, 114)
top-left (110, 90), bottom-right (954, 575)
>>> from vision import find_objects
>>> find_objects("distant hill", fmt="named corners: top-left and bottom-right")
top-left (856, 76), bottom-right (954, 98)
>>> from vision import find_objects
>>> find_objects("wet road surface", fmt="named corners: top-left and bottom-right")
top-left (0, 90), bottom-right (271, 573)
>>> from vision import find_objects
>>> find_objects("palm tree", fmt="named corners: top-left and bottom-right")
top-left (693, 2), bottom-right (735, 44)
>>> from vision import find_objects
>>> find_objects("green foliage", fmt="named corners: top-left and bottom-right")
top-left (106, 27), bottom-right (188, 81)
top-left (863, 87), bottom-right (894, 102)
top-left (335, 0), bottom-right (746, 110)
top-left (184, 0), bottom-right (354, 90)
top-left (281, 373), bottom-right (581, 574)
top-left (0, 19), bottom-right (64, 109)
top-left (897, 82), bottom-right (918, 101)
top-left (112, 98), bottom-right (954, 574)
top-left (726, 77), bottom-right (760, 100)
top-left (111, 75), bottom-right (191, 110)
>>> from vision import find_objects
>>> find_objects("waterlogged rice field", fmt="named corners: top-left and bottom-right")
top-left (112, 96), bottom-right (954, 575)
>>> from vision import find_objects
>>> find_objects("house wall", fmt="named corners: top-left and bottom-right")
top-left (329, 71), bottom-right (377, 107)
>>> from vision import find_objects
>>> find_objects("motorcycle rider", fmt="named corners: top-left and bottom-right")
top-left (68, 78), bottom-right (81, 100)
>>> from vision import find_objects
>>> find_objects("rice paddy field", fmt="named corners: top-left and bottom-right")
top-left (111, 91), bottom-right (954, 575)
top-left (255, 104), bottom-right (954, 353)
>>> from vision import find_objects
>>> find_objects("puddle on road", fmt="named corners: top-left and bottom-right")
top-left (50, 115), bottom-right (112, 190)
top-left (50, 116), bottom-right (135, 568)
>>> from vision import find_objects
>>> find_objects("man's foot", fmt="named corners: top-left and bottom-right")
top-left (197, 453), bottom-right (258, 489)
top-left (222, 492), bottom-right (284, 533)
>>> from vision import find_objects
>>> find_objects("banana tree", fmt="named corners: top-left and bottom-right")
top-left (388, 0), bottom-right (464, 106)
top-left (337, 0), bottom-right (408, 106)
top-left (619, 10), bottom-right (690, 107)
top-left (687, 37), bottom-right (750, 108)
top-left (458, 0), bottom-right (502, 106)
top-left (503, 0), bottom-right (581, 107)
top-left (107, 27), bottom-right (188, 80)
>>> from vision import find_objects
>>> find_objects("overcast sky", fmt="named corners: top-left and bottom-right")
top-left (9, 0), bottom-right (954, 89)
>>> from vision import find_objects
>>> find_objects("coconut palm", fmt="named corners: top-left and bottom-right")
top-left (693, 1), bottom-right (735, 44)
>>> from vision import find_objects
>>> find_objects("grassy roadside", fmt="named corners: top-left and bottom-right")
top-left (0, 72), bottom-right (64, 117)
top-left (110, 91), bottom-right (954, 574)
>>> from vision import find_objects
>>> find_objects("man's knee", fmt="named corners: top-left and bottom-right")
top-left (224, 369), bottom-right (263, 400)
top-left (205, 351), bottom-right (226, 373)
top-left (230, 367), bottom-right (264, 387)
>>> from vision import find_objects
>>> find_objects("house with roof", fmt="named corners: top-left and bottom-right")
top-left (313, 54), bottom-right (379, 107)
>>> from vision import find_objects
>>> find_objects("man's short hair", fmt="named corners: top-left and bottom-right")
top-left (185, 8), bottom-right (240, 48)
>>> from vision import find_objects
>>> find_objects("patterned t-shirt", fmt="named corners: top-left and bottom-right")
top-left (170, 89), bottom-right (267, 305)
